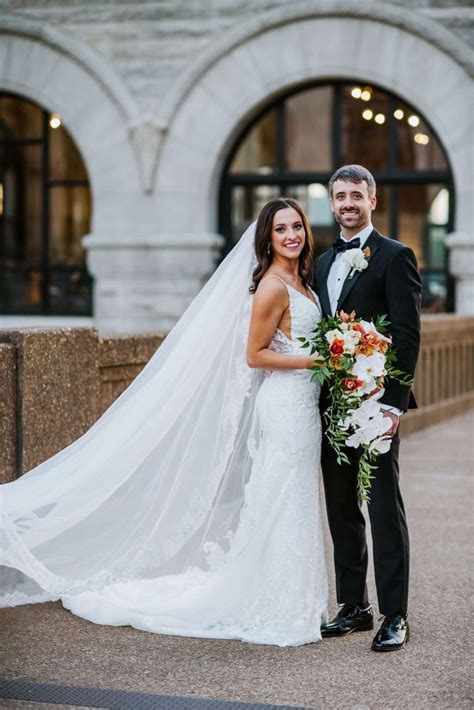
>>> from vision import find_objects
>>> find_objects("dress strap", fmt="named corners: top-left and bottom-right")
top-left (260, 274), bottom-right (290, 291)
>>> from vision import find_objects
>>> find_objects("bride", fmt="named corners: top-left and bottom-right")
top-left (0, 198), bottom-right (328, 647)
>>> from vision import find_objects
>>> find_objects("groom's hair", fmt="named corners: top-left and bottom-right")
top-left (328, 165), bottom-right (376, 198)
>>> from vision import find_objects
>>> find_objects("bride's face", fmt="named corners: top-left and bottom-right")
top-left (270, 207), bottom-right (306, 261)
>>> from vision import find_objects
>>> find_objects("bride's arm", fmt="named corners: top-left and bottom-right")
top-left (246, 279), bottom-right (318, 371)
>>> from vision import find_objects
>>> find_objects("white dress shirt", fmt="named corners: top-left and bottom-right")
top-left (327, 223), bottom-right (373, 316)
top-left (327, 223), bottom-right (402, 417)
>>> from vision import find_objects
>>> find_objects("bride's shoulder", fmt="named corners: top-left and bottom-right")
top-left (252, 274), bottom-right (289, 312)
top-left (256, 274), bottom-right (288, 299)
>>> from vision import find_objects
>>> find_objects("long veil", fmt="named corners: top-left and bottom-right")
top-left (0, 222), bottom-right (264, 607)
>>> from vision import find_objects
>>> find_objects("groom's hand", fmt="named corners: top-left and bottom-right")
top-left (382, 411), bottom-right (400, 437)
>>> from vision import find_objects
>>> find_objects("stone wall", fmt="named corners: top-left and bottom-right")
top-left (4, 0), bottom-right (473, 115)
top-left (1, 314), bottom-right (473, 482)
top-left (0, 327), bottom-right (165, 482)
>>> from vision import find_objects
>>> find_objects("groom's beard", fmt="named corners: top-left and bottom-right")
top-left (334, 209), bottom-right (368, 231)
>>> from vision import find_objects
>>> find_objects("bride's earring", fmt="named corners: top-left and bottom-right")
top-left (267, 244), bottom-right (271, 255)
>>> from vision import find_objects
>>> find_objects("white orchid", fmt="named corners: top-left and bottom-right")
top-left (348, 398), bottom-right (381, 427)
top-left (344, 400), bottom-right (392, 449)
top-left (369, 436), bottom-right (392, 455)
top-left (351, 352), bottom-right (386, 382)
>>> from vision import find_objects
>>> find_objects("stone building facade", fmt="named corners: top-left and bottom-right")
top-left (0, 0), bottom-right (473, 333)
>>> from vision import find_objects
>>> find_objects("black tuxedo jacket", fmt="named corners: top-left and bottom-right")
top-left (313, 229), bottom-right (422, 411)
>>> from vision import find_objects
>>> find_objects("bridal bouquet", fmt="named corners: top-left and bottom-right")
top-left (299, 310), bottom-right (413, 501)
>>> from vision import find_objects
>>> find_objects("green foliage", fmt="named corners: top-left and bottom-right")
top-left (302, 311), bottom-right (414, 501)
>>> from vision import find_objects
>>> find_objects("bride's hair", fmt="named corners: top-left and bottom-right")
top-left (250, 197), bottom-right (314, 293)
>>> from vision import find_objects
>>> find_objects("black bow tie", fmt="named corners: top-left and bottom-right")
top-left (333, 237), bottom-right (361, 253)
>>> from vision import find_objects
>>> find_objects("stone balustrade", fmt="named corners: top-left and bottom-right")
top-left (1, 315), bottom-right (473, 482)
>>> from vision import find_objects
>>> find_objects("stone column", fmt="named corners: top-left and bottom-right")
top-left (84, 233), bottom-right (223, 334)
top-left (446, 232), bottom-right (474, 315)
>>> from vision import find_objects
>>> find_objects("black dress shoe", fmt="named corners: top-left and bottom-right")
top-left (321, 603), bottom-right (374, 637)
top-left (371, 614), bottom-right (410, 651)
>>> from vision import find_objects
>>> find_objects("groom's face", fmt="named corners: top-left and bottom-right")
top-left (330, 179), bottom-right (376, 233)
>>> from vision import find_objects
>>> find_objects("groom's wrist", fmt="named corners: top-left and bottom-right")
top-left (380, 403), bottom-right (403, 417)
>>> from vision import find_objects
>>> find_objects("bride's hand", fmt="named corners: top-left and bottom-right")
top-left (307, 352), bottom-right (325, 368)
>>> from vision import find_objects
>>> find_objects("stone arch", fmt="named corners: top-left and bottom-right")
top-left (0, 12), bottom-right (141, 215)
top-left (154, 2), bottom-right (473, 312)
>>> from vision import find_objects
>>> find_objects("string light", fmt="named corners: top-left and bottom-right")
top-left (49, 113), bottom-right (61, 129)
top-left (374, 113), bottom-right (386, 125)
top-left (408, 115), bottom-right (420, 127)
top-left (360, 88), bottom-right (372, 102)
top-left (351, 87), bottom-right (362, 99)
top-left (394, 109), bottom-right (404, 120)
top-left (414, 133), bottom-right (430, 145)
top-left (362, 109), bottom-right (373, 120)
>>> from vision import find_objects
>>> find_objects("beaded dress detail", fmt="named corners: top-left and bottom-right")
top-left (63, 281), bottom-right (328, 646)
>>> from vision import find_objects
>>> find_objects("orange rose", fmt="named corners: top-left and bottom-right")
top-left (341, 377), bottom-right (363, 392)
top-left (355, 343), bottom-right (375, 357)
top-left (329, 357), bottom-right (345, 370)
top-left (329, 338), bottom-right (345, 356)
top-left (349, 322), bottom-right (366, 334)
top-left (360, 332), bottom-right (385, 352)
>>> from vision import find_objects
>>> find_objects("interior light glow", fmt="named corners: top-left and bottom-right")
top-left (394, 109), bottom-right (404, 120)
top-left (308, 183), bottom-right (327, 199)
top-left (360, 88), bottom-right (372, 102)
top-left (49, 113), bottom-right (61, 129)
top-left (351, 87), bottom-right (362, 99)
top-left (362, 109), bottom-right (373, 121)
top-left (414, 133), bottom-right (430, 145)
top-left (374, 113), bottom-right (386, 125)
top-left (408, 114), bottom-right (420, 127)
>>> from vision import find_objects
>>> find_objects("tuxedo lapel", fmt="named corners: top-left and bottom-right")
top-left (317, 250), bottom-right (335, 317)
top-left (336, 229), bottom-right (381, 313)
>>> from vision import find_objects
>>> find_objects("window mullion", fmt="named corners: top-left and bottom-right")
top-left (41, 110), bottom-right (50, 314)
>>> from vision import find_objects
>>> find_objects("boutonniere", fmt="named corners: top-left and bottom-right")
top-left (344, 246), bottom-right (371, 280)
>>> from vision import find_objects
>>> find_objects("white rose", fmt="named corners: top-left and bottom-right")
top-left (341, 329), bottom-right (361, 354)
top-left (343, 248), bottom-right (369, 272)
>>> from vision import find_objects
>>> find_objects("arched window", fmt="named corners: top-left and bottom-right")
top-left (219, 82), bottom-right (454, 312)
top-left (0, 93), bottom-right (92, 315)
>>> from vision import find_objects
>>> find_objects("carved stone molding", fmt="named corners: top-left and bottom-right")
top-left (128, 119), bottom-right (167, 194)
top-left (155, 0), bottom-right (473, 128)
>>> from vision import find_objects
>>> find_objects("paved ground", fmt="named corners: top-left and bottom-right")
top-left (1, 411), bottom-right (473, 710)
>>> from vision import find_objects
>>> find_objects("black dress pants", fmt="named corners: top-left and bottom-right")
top-left (321, 418), bottom-right (410, 616)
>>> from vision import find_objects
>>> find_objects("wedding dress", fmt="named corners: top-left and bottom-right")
top-left (0, 223), bottom-right (327, 646)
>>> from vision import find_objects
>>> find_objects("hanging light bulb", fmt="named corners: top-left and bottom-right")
top-left (49, 113), bottom-right (61, 129)
top-left (351, 87), bottom-right (362, 99)
top-left (374, 113), bottom-right (386, 125)
top-left (362, 109), bottom-right (373, 121)
top-left (408, 115), bottom-right (420, 127)
top-left (414, 133), bottom-right (430, 145)
top-left (394, 109), bottom-right (404, 120)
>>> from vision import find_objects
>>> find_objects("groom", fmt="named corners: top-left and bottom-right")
top-left (313, 165), bottom-right (421, 651)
